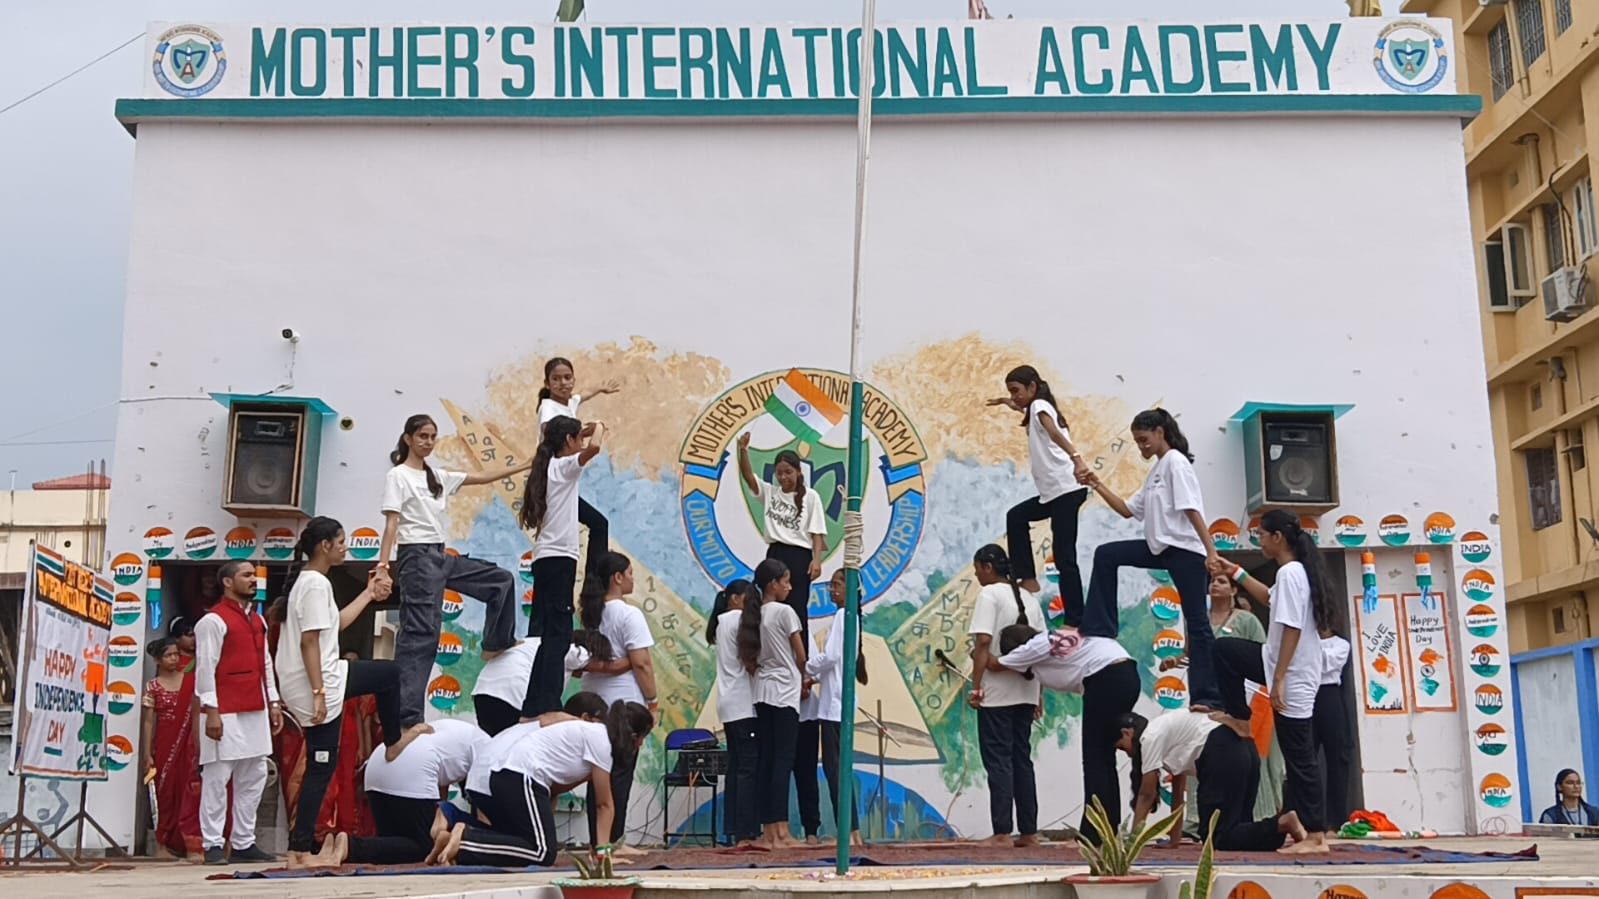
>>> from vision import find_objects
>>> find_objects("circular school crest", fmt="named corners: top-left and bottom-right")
top-left (1373, 20), bottom-right (1447, 94)
top-left (677, 368), bottom-right (928, 618)
top-left (152, 26), bottom-right (228, 98)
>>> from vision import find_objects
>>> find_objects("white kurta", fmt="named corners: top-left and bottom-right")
top-left (194, 605), bottom-right (280, 764)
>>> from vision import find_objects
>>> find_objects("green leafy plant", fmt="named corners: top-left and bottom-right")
top-left (1177, 811), bottom-right (1221, 899)
top-left (566, 850), bottom-right (621, 880)
top-left (1068, 796), bottom-right (1184, 877)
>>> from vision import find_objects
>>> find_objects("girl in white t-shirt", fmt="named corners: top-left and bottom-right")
top-left (987, 365), bottom-right (1092, 621)
top-left (538, 357), bottom-right (620, 574)
top-left (738, 558), bottom-right (808, 848)
top-left (1314, 630), bottom-right (1353, 837)
top-left (1213, 509), bottom-right (1337, 854)
top-left (443, 702), bottom-right (653, 868)
top-left (797, 570), bottom-right (865, 846)
top-left (1081, 408), bottom-right (1224, 713)
top-left (994, 622), bottom-right (1137, 846)
top-left (518, 415), bottom-right (605, 719)
top-left (470, 632), bottom-right (609, 736)
top-left (707, 579), bottom-right (760, 845)
top-left (573, 551), bottom-right (657, 851)
top-left (379, 414), bottom-right (532, 732)
top-left (274, 516), bottom-right (418, 868)
top-left (966, 544), bottom-right (1046, 847)
top-left (736, 431), bottom-right (827, 646)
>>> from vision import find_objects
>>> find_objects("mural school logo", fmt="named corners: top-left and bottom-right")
top-left (1474, 684), bottom-right (1503, 715)
top-left (153, 25), bottom-right (227, 98)
top-left (678, 369), bottom-right (927, 616)
top-left (143, 527), bottom-right (174, 559)
top-left (1334, 515), bottom-right (1365, 548)
top-left (1474, 723), bottom-right (1508, 756)
top-left (1460, 531), bottom-right (1492, 564)
top-left (263, 527), bottom-right (296, 560)
top-left (1155, 675), bottom-right (1187, 709)
top-left (224, 527), bottom-right (257, 560)
top-left (349, 527), bottom-right (380, 561)
top-left (111, 553), bottom-right (144, 587)
top-left (1373, 19), bottom-right (1448, 95)
top-left (1479, 773), bottom-right (1513, 808)
top-left (428, 675), bottom-right (461, 710)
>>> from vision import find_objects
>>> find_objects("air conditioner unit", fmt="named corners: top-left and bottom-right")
top-left (1543, 265), bottom-right (1594, 323)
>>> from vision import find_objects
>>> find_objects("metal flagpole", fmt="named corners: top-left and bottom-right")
top-left (835, 0), bottom-right (877, 877)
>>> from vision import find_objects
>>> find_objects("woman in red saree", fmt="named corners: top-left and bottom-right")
top-left (140, 637), bottom-right (203, 858)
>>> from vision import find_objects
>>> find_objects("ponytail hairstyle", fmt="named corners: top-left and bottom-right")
top-left (998, 623), bottom-right (1039, 656)
top-left (538, 356), bottom-right (575, 403)
top-left (563, 690), bottom-right (608, 719)
top-left (1004, 365), bottom-right (1067, 431)
top-left (1118, 711), bottom-right (1148, 809)
top-left (1259, 509), bottom-right (1334, 634)
top-left (773, 449), bottom-right (807, 518)
top-left (390, 414), bottom-right (443, 498)
top-left (519, 415), bottom-right (583, 531)
top-left (570, 628), bottom-right (615, 664)
top-left (973, 543), bottom-right (1029, 626)
top-left (1130, 408), bottom-right (1192, 462)
top-left (604, 700), bottom-right (655, 773)
top-left (705, 578), bottom-right (754, 645)
top-left (579, 551), bottom-right (630, 630)
top-left (739, 560), bottom-right (789, 673)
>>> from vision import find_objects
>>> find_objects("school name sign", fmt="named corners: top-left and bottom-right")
top-left (141, 19), bottom-right (1455, 103)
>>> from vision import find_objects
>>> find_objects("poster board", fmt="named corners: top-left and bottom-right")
top-left (1399, 590), bottom-right (1457, 712)
top-left (13, 544), bottom-right (114, 780)
top-left (1352, 592), bottom-right (1406, 714)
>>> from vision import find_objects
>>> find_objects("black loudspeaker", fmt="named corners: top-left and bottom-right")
top-left (1263, 419), bottom-right (1335, 506)
top-left (223, 406), bottom-right (317, 516)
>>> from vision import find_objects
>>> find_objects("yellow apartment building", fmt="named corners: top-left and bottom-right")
top-left (1408, 0), bottom-right (1598, 655)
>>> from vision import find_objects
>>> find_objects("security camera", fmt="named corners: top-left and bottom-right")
top-left (281, 328), bottom-right (301, 344)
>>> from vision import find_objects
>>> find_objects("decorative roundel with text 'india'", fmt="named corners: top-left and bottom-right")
top-left (678, 368), bottom-right (927, 618)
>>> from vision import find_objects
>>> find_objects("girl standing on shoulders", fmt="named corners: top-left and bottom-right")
top-left (737, 432), bottom-right (826, 644)
top-left (1211, 509), bottom-right (1336, 854)
top-left (520, 415), bottom-right (605, 718)
top-left (574, 551), bottom-right (657, 853)
top-left (140, 637), bottom-right (203, 858)
top-left (987, 366), bottom-right (1092, 623)
top-left (1079, 408), bottom-right (1224, 712)
top-left (277, 516), bottom-right (426, 869)
top-left (966, 544), bottom-right (1046, 848)
top-left (707, 580), bottom-right (760, 846)
top-left (538, 357), bottom-right (620, 572)
top-left (740, 559), bottom-right (808, 849)
top-left (380, 414), bottom-right (529, 731)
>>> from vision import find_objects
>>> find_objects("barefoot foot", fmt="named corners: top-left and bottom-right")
top-left (1277, 833), bottom-right (1329, 855)
top-left (425, 827), bottom-right (452, 865)
top-left (1278, 810), bottom-right (1308, 845)
top-left (438, 823), bottom-right (466, 865)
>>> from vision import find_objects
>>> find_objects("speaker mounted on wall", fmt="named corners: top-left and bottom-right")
top-left (221, 402), bottom-right (322, 517)
top-left (1242, 410), bottom-right (1340, 513)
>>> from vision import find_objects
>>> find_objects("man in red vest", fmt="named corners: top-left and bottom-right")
top-left (194, 560), bottom-right (282, 865)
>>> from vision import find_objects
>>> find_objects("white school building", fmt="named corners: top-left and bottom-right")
top-left (20, 16), bottom-right (1521, 850)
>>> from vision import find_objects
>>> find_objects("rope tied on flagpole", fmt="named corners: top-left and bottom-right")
top-left (843, 510), bottom-right (866, 569)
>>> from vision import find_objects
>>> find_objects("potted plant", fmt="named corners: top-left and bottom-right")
top-left (552, 849), bottom-right (641, 899)
top-left (1177, 812), bottom-right (1221, 899)
top-left (1063, 797), bottom-right (1183, 899)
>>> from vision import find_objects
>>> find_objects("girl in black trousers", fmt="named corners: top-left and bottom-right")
top-left (1315, 630), bottom-right (1353, 836)
top-left (740, 559), bottom-right (808, 848)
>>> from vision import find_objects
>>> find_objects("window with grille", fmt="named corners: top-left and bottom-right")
top-left (1488, 21), bottom-right (1514, 100)
top-left (1566, 427), bottom-right (1586, 472)
top-left (1574, 177), bottom-right (1598, 257)
top-left (1514, 0), bottom-right (1547, 67)
top-left (1545, 203), bottom-right (1567, 271)
top-left (1555, 0), bottom-right (1573, 35)
top-left (1527, 447), bottom-right (1562, 530)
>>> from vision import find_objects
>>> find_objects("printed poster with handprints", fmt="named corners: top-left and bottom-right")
top-left (1353, 593), bottom-right (1406, 714)
top-left (1400, 591), bottom-right (1457, 712)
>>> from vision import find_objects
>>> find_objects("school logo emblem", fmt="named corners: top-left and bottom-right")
top-left (142, 527), bottom-right (174, 559)
top-left (349, 527), bottom-right (380, 561)
top-left (436, 633), bottom-right (465, 667)
top-left (1374, 20), bottom-right (1448, 94)
top-left (262, 527), bottom-right (295, 560)
top-left (1379, 515), bottom-right (1410, 546)
top-left (224, 527), bottom-right (257, 560)
top-left (152, 26), bottom-right (228, 98)
top-left (1424, 512), bottom-right (1456, 544)
top-left (1469, 643), bottom-right (1501, 677)
top-left (1465, 604), bottom-right (1499, 638)
top-left (184, 527), bottom-right (218, 560)
top-left (1479, 773), bottom-right (1513, 808)
top-left (108, 636), bottom-right (140, 668)
top-left (107, 681), bottom-right (137, 716)
top-left (1209, 519), bottom-right (1240, 551)
top-left (1153, 629), bottom-right (1185, 660)
top-left (442, 589), bottom-right (464, 622)
top-left (112, 593), bottom-right (143, 627)
top-left (1460, 531), bottom-right (1492, 564)
top-left (104, 735), bottom-right (134, 772)
top-left (1154, 675), bottom-right (1187, 710)
top-left (1149, 586), bottom-right (1182, 622)
top-left (111, 553), bottom-right (144, 587)
top-left (1334, 515), bottom-right (1366, 548)
top-left (1474, 723), bottom-right (1508, 756)
top-left (428, 675), bottom-right (461, 710)
top-left (678, 368), bottom-right (927, 617)
top-left (1462, 569), bottom-right (1496, 602)
top-left (1474, 684), bottom-right (1503, 715)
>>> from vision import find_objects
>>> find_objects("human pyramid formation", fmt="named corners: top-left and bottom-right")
top-left (145, 359), bottom-right (1351, 872)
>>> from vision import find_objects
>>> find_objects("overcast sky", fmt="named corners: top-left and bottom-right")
top-left (0, 0), bottom-right (1346, 485)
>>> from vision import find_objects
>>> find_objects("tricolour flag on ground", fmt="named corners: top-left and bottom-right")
top-left (764, 370), bottom-right (845, 444)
